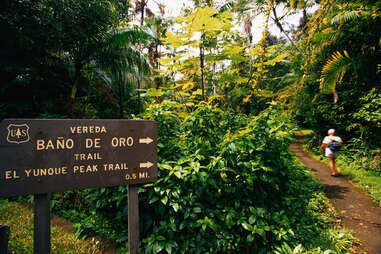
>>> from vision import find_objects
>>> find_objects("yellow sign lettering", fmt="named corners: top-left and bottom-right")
top-left (70, 126), bottom-right (107, 134)
top-left (111, 137), bottom-right (133, 147)
top-left (139, 171), bottom-right (149, 179)
top-left (125, 173), bottom-right (137, 180)
top-left (103, 163), bottom-right (128, 171)
top-left (85, 138), bottom-right (101, 148)
top-left (25, 169), bottom-right (31, 177)
top-left (25, 167), bottom-right (68, 177)
top-left (5, 170), bottom-right (12, 179)
top-left (4, 170), bottom-right (20, 180)
top-left (36, 138), bottom-right (74, 150)
top-left (74, 153), bottom-right (102, 161)
top-left (73, 164), bottom-right (98, 174)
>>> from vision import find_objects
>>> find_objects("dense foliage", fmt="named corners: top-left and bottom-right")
top-left (287, 1), bottom-right (381, 178)
top-left (0, 0), bottom-right (147, 119)
top-left (290, 1), bottom-right (380, 148)
top-left (47, 103), bottom-right (355, 253)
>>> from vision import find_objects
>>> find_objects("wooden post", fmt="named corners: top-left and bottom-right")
top-left (34, 193), bottom-right (51, 254)
top-left (0, 225), bottom-right (10, 254)
top-left (128, 185), bottom-right (139, 254)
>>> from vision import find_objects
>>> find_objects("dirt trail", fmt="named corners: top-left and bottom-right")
top-left (289, 133), bottom-right (381, 254)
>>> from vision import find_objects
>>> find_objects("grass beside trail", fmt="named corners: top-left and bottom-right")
top-left (0, 200), bottom-right (103, 254)
top-left (330, 156), bottom-right (381, 206)
top-left (300, 129), bottom-right (381, 206)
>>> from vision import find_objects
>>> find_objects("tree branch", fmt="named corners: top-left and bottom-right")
top-left (270, 5), bottom-right (307, 62)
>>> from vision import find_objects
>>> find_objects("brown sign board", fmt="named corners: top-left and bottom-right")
top-left (0, 119), bottom-right (157, 197)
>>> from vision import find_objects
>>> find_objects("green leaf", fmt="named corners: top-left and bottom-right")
top-left (156, 235), bottom-right (166, 241)
top-left (241, 222), bottom-right (252, 231)
top-left (165, 243), bottom-right (173, 254)
top-left (172, 203), bottom-right (179, 212)
top-left (226, 214), bottom-right (233, 228)
top-left (161, 196), bottom-right (168, 205)
top-left (160, 164), bottom-right (173, 170)
top-left (146, 88), bottom-right (165, 97)
top-left (249, 215), bottom-right (256, 224)
top-left (256, 228), bottom-right (266, 239)
top-left (193, 207), bottom-right (202, 213)
top-left (149, 196), bottom-right (160, 204)
top-left (293, 244), bottom-right (303, 253)
top-left (174, 171), bottom-right (182, 178)
top-left (153, 242), bottom-right (164, 253)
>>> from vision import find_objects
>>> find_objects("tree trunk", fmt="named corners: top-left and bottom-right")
top-left (140, 1), bottom-right (145, 26)
top-left (67, 60), bottom-right (83, 113)
top-left (70, 61), bottom-right (82, 101)
top-left (200, 44), bottom-right (205, 101)
top-left (136, 0), bottom-right (146, 113)
top-left (137, 79), bottom-right (141, 113)
top-left (118, 82), bottom-right (124, 118)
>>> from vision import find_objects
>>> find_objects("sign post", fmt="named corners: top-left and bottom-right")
top-left (0, 119), bottom-right (157, 253)
top-left (128, 185), bottom-right (139, 254)
top-left (34, 193), bottom-right (51, 254)
top-left (0, 224), bottom-right (10, 254)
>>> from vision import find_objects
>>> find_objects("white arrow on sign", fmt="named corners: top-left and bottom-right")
top-left (140, 161), bottom-right (154, 169)
top-left (139, 137), bottom-right (153, 144)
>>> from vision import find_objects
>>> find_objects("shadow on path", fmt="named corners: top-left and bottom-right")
top-left (323, 184), bottom-right (350, 200)
top-left (290, 132), bottom-right (381, 254)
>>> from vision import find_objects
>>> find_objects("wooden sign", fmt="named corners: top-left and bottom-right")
top-left (0, 119), bottom-right (157, 197)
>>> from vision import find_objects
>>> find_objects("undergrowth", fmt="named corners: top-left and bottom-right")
top-left (48, 103), bottom-right (358, 253)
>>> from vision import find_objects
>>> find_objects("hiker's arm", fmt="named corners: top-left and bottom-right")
top-left (320, 143), bottom-right (327, 152)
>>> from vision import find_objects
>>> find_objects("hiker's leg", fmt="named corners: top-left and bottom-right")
top-left (328, 157), bottom-right (336, 175)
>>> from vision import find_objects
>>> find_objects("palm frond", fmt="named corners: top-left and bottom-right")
top-left (290, 0), bottom-right (313, 9)
top-left (93, 28), bottom-right (151, 92)
top-left (331, 10), bottom-right (369, 25)
top-left (320, 50), bottom-right (352, 95)
top-left (218, 1), bottom-right (235, 12)
top-left (98, 47), bottom-right (149, 76)
top-left (108, 27), bottom-right (153, 47)
top-left (218, 0), bottom-right (255, 13)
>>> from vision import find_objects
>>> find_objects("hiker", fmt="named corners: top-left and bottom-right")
top-left (320, 129), bottom-right (343, 177)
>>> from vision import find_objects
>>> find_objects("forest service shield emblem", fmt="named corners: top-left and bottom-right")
top-left (7, 124), bottom-right (30, 144)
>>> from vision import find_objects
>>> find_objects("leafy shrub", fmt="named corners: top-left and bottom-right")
top-left (50, 102), bottom-right (354, 253)
top-left (136, 103), bottom-right (350, 253)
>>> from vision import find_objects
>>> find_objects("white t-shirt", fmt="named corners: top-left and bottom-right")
top-left (323, 135), bottom-right (342, 157)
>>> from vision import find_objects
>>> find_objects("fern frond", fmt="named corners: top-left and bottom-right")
top-left (331, 10), bottom-right (369, 24)
top-left (312, 32), bottom-right (335, 45)
top-left (320, 50), bottom-right (352, 94)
